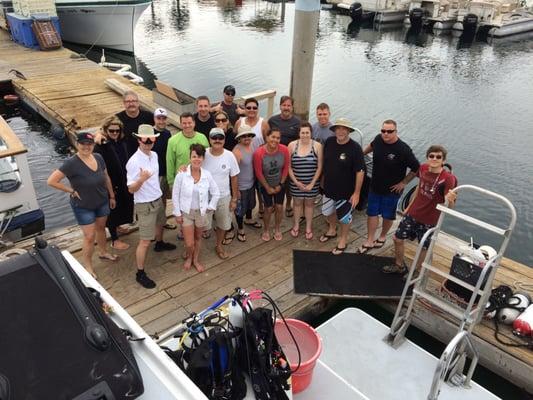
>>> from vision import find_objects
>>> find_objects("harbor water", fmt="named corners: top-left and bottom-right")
top-left (9, 0), bottom-right (532, 266)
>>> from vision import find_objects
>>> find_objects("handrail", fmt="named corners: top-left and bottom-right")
top-left (235, 89), bottom-right (277, 118)
top-left (427, 331), bottom-right (479, 400)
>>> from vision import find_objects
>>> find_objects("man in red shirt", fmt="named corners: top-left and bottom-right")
top-left (383, 145), bottom-right (457, 274)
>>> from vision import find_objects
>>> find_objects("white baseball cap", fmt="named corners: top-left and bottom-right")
top-left (154, 108), bottom-right (168, 117)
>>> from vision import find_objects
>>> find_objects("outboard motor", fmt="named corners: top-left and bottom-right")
top-left (463, 13), bottom-right (478, 34)
top-left (349, 2), bottom-right (363, 22)
top-left (409, 7), bottom-right (424, 29)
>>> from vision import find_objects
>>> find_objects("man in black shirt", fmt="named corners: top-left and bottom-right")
top-left (358, 119), bottom-right (419, 254)
top-left (212, 85), bottom-right (245, 125)
top-left (193, 95), bottom-right (216, 139)
top-left (116, 90), bottom-right (154, 157)
top-left (319, 118), bottom-right (365, 255)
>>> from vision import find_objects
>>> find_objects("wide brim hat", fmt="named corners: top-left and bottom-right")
top-left (235, 124), bottom-right (256, 140)
top-left (133, 124), bottom-right (160, 138)
top-left (330, 118), bottom-right (355, 133)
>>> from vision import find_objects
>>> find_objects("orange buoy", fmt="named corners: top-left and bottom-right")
top-left (3, 94), bottom-right (19, 105)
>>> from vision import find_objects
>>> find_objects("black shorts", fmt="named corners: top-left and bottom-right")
top-left (395, 215), bottom-right (434, 249)
top-left (260, 185), bottom-right (286, 208)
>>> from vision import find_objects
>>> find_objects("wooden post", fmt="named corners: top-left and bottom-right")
top-left (289, 0), bottom-right (320, 121)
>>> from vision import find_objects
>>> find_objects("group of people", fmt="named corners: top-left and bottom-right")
top-left (47, 85), bottom-right (457, 289)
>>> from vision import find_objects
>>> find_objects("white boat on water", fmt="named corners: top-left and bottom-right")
top-left (55, 0), bottom-right (151, 52)
top-left (327, 0), bottom-right (411, 23)
top-left (404, 0), bottom-right (465, 30)
top-left (0, 116), bottom-right (44, 249)
top-left (452, 0), bottom-right (533, 37)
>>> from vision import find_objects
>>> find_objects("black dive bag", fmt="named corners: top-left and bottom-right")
top-left (0, 238), bottom-right (144, 400)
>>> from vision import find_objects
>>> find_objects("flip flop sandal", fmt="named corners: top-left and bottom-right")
top-left (319, 233), bottom-right (337, 243)
top-left (215, 246), bottom-right (229, 260)
top-left (98, 253), bottom-right (119, 261)
top-left (237, 232), bottom-right (246, 242)
top-left (332, 246), bottom-right (347, 255)
top-left (290, 228), bottom-right (299, 238)
top-left (202, 230), bottom-right (211, 239)
top-left (244, 220), bottom-right (262, 229)
top-left (223, 232), bottom-right (235, 245)
top-left (285, 208), bottom-right (294, 218)
top-left (164, 223), bottom-right (177, 230)
top-left (305, 231), bottom-right (313, 240)
top-left (261, 232), bottom-right (271, 242)
top-left (373, 238), bottom-right (386, 248)
top-left (273, 231), bottom-right (283, 241)
top-left (357, 244), bottom-right (375, 254)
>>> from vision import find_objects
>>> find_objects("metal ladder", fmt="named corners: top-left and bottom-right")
top-left (384, 185), bottom-right (516, 398)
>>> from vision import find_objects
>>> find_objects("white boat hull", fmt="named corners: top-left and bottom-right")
top-left (56, 0), bottom-right (150, 52)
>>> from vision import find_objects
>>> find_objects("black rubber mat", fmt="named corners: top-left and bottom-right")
top-left (293, 250), bottom-right (412, 299)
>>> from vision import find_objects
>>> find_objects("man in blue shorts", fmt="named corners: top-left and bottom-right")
top-left (358, 119), bottom-right (419, 254)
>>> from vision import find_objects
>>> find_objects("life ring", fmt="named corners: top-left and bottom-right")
top-left (3, 94), bottom-right (19, 105)
top-left (0, 247), bottom-right (27, 261)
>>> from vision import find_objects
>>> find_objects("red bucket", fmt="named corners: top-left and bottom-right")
top-left (274, 319), bottom-right (322, 394)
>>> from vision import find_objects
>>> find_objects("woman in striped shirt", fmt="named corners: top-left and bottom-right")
top-left (288, 122), bottom-right (323, 240)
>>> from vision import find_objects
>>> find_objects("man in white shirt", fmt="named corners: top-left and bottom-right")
top-left (203, 127), bottom-right (240, 259)
top-left (127, 124), bottom-right (176, 288)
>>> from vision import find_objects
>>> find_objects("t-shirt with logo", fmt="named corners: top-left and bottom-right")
top-left (323, 137), bottom-right (365, 201)
top-left (203, 149), bottom-right (240, 198)
top-left (268, 114), bottom-right (301, 146)
top-left (407, 163), bottom-right (457, 226)
top-left (253, 145), bottom-right (290, 188)
top-left (369, 134), bottom-right (420, 195)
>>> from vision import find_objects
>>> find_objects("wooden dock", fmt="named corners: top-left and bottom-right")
top-left (1, 29), bottom-right (531, 394)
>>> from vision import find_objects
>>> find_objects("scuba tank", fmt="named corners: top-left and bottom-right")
top-left (513, 304), bottom-right (533, 337)
top-left (497, 293), bottom-right (531, 325)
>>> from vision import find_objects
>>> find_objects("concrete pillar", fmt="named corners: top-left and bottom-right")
top-left (289, 0), bottom-right (320, 121)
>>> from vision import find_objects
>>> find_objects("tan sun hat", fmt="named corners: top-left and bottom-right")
top-left (235, 124), bottom-right (256, 140)
top-left (329, 118), bottom-right (355, 133)
top-left (133, 124), bottom-right (160, 138)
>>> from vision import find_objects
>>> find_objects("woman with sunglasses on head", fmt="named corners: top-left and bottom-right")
top-left (93, 116), bottom-right (133, 251)
top-left (288, 122), bottom-right (323, 240)
top-left (48, 131), bottom-right (117, 279)
top-left (173, 144), bottom-right (220, 272)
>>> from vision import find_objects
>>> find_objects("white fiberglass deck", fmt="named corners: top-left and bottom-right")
top-left (296, 308), bottom-right (499, 400)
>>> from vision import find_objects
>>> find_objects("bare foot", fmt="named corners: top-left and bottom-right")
top-left (273, 231), bottom-right (282, 241)
top-left (261, 231), bottom-right (271, 242)
top-left (193, 260), bottom-right (205, 273)
top-left (86, 268), bottom-right (98, 280)
top-left (111, 240), bottom-right (130, 250)
top-left (183, 258), bottom-right (192, 270)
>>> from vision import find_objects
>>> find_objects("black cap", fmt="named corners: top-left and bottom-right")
top-left (223, 85), bottom-right (236, 95)
top-left (76, 131), bottom-right (95, 144)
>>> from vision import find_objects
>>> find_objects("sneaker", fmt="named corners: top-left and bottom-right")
top-left (382, 262), bottom-right (408, 274)
top-left (154, 241), bottom-right (177, 252)
top-left (136, 271), bottom-right (156, 288)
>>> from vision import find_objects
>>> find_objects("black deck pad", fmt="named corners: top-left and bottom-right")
top-left (293, 250), bottom-right (412, 299)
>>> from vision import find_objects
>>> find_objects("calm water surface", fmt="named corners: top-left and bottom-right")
top-left (11, 0), bottom-right (533, 265)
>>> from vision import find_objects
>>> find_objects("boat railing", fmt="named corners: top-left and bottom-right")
top-left (427, 330), bottom-right (479, 399)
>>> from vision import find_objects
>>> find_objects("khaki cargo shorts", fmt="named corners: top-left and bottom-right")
top-left (135, 199), bottom-right (166, 240)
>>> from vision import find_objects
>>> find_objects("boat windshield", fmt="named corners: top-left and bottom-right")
top-left (0, 144), bottom-right (22, 193)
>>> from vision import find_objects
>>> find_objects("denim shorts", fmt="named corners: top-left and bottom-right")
top-left (366, 191), bottom-right (401, 220)
top-left (71, 201), bottom-right (110, 226)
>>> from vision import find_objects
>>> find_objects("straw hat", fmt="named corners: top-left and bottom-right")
top-left (329, 118), bottom-right (355, 133)
top-left (235, 124), bottom-right (256, 140)
top-left (133, 124), bottom-right (160, 138)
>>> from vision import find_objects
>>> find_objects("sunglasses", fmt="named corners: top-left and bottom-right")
top-left (428, 154), bottom-right (443, 160)
top-left (210, 135), bottom-right (225, 141)
top-left (140, 137), bottom-right (155, 144)
top-left (225, 92), bottom-right (235, 96)
top-left (215, 118), bottom-right (228, 123)
top-left (381, 129), bottom-right (396, 134)
top-left (108, 128), bottom-right (121, 133)
top-left (246, 106), bottom-right (258, 110)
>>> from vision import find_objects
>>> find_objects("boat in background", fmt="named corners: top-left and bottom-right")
top-left (405, 0), bottom-right (466, 31)
top-left (0, 115), bottom-right (44, 249)
top-left (327, 0), bottom-right (411, 23)
top-left (452, 0), bottom-right (533, 37)
top-left (55, 0), bottom-right (151, 52)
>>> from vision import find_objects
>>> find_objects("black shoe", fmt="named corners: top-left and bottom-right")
top-left (154, 241), bottom-right (177, 252)
top-left (136, 271), bottom-right (156, 288)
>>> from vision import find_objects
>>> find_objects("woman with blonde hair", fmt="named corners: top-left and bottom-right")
top-left (93, 115), bottom-right (133, 250)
